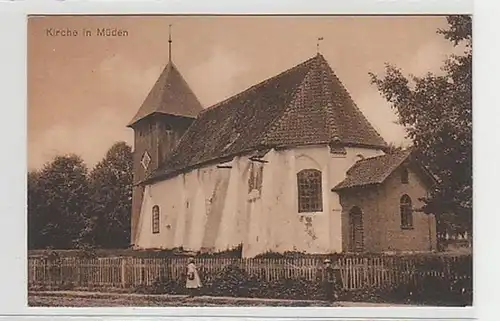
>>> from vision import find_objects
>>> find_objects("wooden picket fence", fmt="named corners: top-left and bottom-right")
top-left (27, 252), bottom-right (471, 292)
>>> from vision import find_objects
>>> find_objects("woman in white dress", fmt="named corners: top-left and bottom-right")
top-left (186, 257), bottom-right (202, 297)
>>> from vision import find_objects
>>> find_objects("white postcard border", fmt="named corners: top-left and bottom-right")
top-left (1, 0), bottom-right (495, 320)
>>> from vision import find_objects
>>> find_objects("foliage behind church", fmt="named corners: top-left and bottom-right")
top-left (370, 16), bottom-right (472, 238)
top-left (28, 142), bottom-right (133, 250)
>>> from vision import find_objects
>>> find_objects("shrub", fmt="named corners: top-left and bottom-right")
top-left (197, 264), bottom-right (325, 300)
top-left (258, 278), bottom-right (324, 300)
top-left (128, 260), bottom-right (471, 306)
top-left (204, 264), bottom-right (255, 297)
top-left (198, 244), bottom-right (243, 258)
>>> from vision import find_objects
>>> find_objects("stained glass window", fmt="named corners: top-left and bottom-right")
top-left (297, 169), bottom-right (323, 213)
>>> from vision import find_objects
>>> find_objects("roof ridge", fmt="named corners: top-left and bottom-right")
top-left (375, 150), bottom-right (413, 183)
top-left (359, 148), bottom-right (410, 162)
top-left (168, 62), bottom-right (204, 108)
top-left (318, 56), bottom-right (340, 141)
top-left (359, 152), bottom-right (390, 162)
top-left (257, 62), bottom-right (317, 145)
top-left (346, 150), bottom-right (407, 173)
top-left (197, 55), bottom-right (319, 116)
top-left (324, 65), bottom-right (387, 146)
top-left (345, 152), bottom-right (386, 174)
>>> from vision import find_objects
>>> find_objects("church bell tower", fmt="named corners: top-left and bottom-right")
top-left (127, 25), bottom-right (203, 246)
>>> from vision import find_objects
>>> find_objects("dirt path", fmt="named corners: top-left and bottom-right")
top-left (28, 291), bottom-right (415, 307)
top-left (28, 291), bottom-right (335, 307)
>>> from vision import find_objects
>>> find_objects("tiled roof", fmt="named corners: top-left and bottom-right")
top-left (332, 149), bottom-right (412, 191)
top-left (127, 62), bottom-right (203, 127)
top-left (146, 53), bottom-right (387, 182)
top-left (261, 55), bottom-right (386, 148)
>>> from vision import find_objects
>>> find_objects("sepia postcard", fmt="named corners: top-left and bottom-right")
top-left (13, 2), bottom-right (480, 318)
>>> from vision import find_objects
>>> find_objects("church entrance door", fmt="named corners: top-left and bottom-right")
top-left (348, 206), bottom-right (364, 252)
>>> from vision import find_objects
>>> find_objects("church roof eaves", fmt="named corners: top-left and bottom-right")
top-left (139, 147), bottom-right (273, 185)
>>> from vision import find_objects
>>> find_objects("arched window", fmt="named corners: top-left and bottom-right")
top-left (297, 169), bottom-right (323, 213)
top-left (152, 205), bottom-right (160, 234)
top-left (401, 167), bottom-right (409, 184)
top-left (400, 195), bottom-right (413, 229)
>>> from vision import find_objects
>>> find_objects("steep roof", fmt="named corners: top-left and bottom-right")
top-left (127, 62), bottom-right (203, 127)
top-left (332, 149), bottom-right (413, 191)
top-left (146, 53), bottom-right (387, 182)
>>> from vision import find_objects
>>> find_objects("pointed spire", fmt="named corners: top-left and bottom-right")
top-left (168, 24), bottom-right (173, 63)
top-left (317, 37), bottom-right (324, 54)
top-left (127, 62), bottom-right (203, 127)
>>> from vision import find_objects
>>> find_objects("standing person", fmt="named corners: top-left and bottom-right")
top-left (186, 257), bottom-right (202, 297)
top-left (332, 259), bottom-right (343, 299)
top-left (321, 258), bottom-right (341, 302)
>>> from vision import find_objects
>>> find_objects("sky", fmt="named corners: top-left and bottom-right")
top-left (28, 15), bottom-right (459, 170)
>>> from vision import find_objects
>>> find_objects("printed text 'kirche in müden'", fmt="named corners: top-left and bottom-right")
top-left (45, 28), bottom-right (129, 37)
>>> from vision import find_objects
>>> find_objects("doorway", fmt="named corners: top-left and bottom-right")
top-left (349, 206), bottom-right (364, 252)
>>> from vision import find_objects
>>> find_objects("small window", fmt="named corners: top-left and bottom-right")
top-left (297, 169), bottom-right (323, 213)
top-left (248, 163), bottom-right (263, 193)
top-left (165, 129), bottom-right (174, 142)
top-left (401, 167), bottom-right (409, 184)
top-left (400, 195), bottom-right (413, 229)
top-left (152, 205), bottom-right (160, 234)
top-left (165, 123), bottom-right (173, 136)
top-left (141, 151), bottom-right (151, 170)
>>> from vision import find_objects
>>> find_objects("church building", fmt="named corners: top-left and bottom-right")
top-left (127, 35), bottom-right (438, 258)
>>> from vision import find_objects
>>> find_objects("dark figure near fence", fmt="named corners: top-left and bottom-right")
top-left (318, 258), bottom-right (343, 302)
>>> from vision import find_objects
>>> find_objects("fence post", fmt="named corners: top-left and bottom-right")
top-left (47, 260), bottom-right (52, 286)
top-left (121, 258), bottom-right (126, 288)
top-left (364, 257), bottom-right (369, 286)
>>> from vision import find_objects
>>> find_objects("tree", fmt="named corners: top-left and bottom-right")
top-left (27, 170), bottom-right (43, 249)
top-left (30, 155), bottom-right (90, 249)
top-left (82, 142), bottom-right (133, 248)
top-left (369, 16), bottom-right (472, 236)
